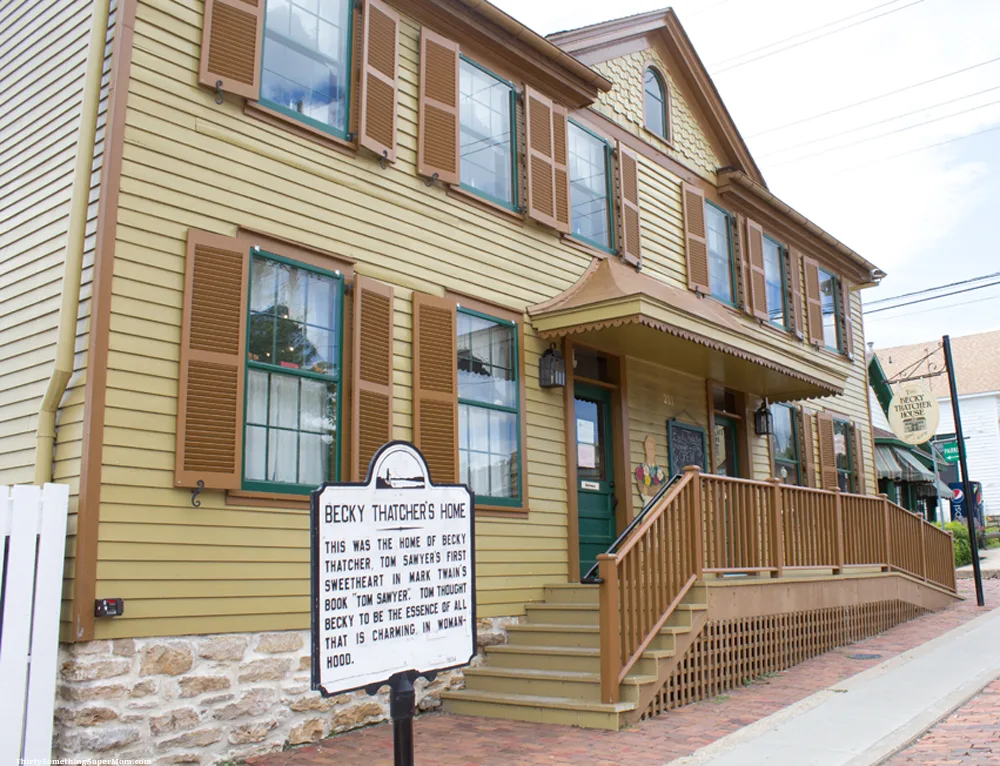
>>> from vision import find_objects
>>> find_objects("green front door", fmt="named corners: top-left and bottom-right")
top-left (575, 383), bottom-right (616, 580)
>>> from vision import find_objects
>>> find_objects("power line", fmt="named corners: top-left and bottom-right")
top-left (769, 97), bottom-right (1000, 167)
top-left (760, 84), bottom-right (1000, 158)
top-left (713, 0), bottom-right (925, 74)
top-left (866, 271), bottom-right (1000, 307)
top-left (866, 292), bottom-right (1000, 322)
top-left (747, 55), bottom-right (1000, 138)
top-left (864, 280), bottom-right (1000, 315)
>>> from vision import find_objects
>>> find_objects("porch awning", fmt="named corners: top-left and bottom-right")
top-left (874, 445), bottom-right (903, 481)
top-left (528, 258), bottom-right (850, 401)
top-left (916, 477), bottom-right (953, 500)
top-left (890, 447), bottom-right (936, 483)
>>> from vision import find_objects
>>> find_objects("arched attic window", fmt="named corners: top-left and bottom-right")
top-left (644, 66), bottom-right (669, 141)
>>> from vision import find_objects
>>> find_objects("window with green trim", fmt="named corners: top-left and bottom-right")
top-left (772, 404), bottom-right (801, 485)
top-left (459, 58), bottom-right (517, 210)
top-left (568, 121), bottom-right (613, 252)
top-left (244, 250), bottom-right (344, 494)
top-left (818, 266), bottom-right (842, 351)
top-left (763, 235), bottom-right (788, 328)
top-left (644, 67), bottom-right (668, 140)
top-left (259, 0), bottom-right (354, 141)
top-left (456, 309), bottom-right (521, 505)
top-left (833, 418), bottom-right (854, 492)
top-left (705, 202), bottom-right (735, 304)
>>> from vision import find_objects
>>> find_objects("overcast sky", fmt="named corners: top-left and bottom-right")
top-left (493, 0), bottom-right (1000, 350)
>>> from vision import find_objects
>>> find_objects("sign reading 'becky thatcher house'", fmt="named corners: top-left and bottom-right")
top-left (310, 442), bottom-right (476, 697)
top-left (887, 382), bottom-right (941, 446)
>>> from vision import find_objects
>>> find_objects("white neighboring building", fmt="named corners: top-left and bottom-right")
top-left (876, 329), bottom-right (1000, 518)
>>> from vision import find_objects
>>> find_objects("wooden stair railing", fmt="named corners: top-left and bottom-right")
top-left (596, 469), bottom-right (959, 704)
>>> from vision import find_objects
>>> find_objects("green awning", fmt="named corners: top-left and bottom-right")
top-left (891, 447), bottom-right (936, 483)
top-left (875, 445), bottom-right (903, 481)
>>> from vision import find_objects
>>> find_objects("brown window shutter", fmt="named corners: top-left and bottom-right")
top-left (412, 293), bottom-right (458, 484)
top-left (358, 0), bottom-right (400, 163)
top-left (349, 3), bottom-right (364, 141)
top-left (552, 103), bottom-right (571, 234)
top-left (746, 218), bottom-right (768, 321)
top-left (816, 413), bottom-right (839, 491)
top-left (418, 29), bottom-right (460, 185)
top-left (351, 276), bottom-right (394, 481)
top-left (803, 256), bottom-right (824, 346)
top-left (732, 213), bottom-right (749, 313)
top-left (788, 248), bottom-right (805, 339)
top-left (852, 424), bottom-right (866, 494)
top-left (525, 86), bottom-right (557, 230)
top-left (198, 0), bottom-right (264, 101)
top-left (175, 230), bottom-right (249, 490)
top-left (618, 141), bottom-right (642, 266)
top-left (682, 182), bottom-right (709, 294)
top-left (798, 407), bottom-right (816, 488)
top-left (839, 278), bottom-right (855, 360)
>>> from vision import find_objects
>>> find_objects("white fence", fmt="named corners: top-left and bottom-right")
top-left (0, 484), bottom-right (70, 762)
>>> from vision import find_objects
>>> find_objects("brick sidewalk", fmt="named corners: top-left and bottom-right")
top-left (885, 678), bottom-right (1000, 765)
top-left (248, 580), bottom-right (999, 766)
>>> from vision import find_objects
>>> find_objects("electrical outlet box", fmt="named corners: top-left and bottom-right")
top-left (95, 598), bottom-right (125, 618)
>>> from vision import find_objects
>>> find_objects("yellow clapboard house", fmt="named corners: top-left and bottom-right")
top-left (0, 0), bottom-right (959, 759)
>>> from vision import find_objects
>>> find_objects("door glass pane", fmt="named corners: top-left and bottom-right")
top-left (575, 397), bottom-right (605, 481)
top-left (713, 420), bottom-right (738, 477)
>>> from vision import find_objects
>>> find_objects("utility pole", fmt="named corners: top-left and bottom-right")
top-left (943, 335), bottom-right (984, 606)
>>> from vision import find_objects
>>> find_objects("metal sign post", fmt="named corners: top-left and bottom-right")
top-left (943, 335), bottom-right (984, 607)
top-left (311, 442), bottom-right (476, 765)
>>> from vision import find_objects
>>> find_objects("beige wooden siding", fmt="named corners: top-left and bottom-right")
top-left (592, 47), bottom-right (723, 181)
top-left (96, 2), bottom-right (580, 638)
top-left (0, 0), bottom-right (113, 639)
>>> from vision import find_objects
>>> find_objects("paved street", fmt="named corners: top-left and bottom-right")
top-left (248, 580), bottom-right (999, 766)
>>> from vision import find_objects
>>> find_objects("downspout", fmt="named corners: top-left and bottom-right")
top-left (34, 0), bottom-right (111, 485)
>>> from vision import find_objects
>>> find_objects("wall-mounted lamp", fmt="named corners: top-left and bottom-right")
top-left (539, 344), bottom-right (566, 388)
top-left (754, 399), bottom-right (773, 436)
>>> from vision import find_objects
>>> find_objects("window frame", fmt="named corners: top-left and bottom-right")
top-left (762, 234), bottom-right (790, 331)
top-left (567, 119), bottom-right (616, 255)
top-left (257, 0), bottom-right (356, 143)
top-left (643, 66), bottom-right (669, 141)
top-left (772, 403), bottom-right (802, 485)
top-left (817, 266), bottom-right (843, 353)
top-left (458, 55), bottom-right (520, 213)
top-left (704, 200), bottom-right (737, 307)
top-left (241, 248), bottom-right (346, 496)
top-left (456, 305), bottom-right (524, 509)
top-left (833, 417), bottom-right (855, 493)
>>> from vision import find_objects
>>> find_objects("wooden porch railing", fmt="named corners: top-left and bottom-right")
top-left (597, 467), bottom-right (958, 703)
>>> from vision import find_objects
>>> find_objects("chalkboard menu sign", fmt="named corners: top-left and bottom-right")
top-left (666, 419), bottom-right (707, 475)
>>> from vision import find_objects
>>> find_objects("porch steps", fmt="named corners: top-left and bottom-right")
top-left (441, 582), bottom-right (709, 730)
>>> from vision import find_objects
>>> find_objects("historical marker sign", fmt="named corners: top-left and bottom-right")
top-left (887, 382), bottom-right (940, 445)
top-left (310, 442), bottom-right (476, 697)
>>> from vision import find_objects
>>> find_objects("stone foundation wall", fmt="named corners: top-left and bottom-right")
top-left (54, 617), bottom-right (519, 765)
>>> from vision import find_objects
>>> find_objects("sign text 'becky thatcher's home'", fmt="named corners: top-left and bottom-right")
top-left (1, 0), bottom-right (958, 761)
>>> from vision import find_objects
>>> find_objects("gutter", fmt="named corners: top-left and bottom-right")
top-left (719, 168), bottom-right (886, 287)
top-left (454, 0), bottom-right (613, 93)
top-left (34, 0), bottom-right (111, 484)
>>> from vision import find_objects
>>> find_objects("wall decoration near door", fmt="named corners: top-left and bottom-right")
top-left (667, 419), bottom-right (707, 476)
top-left (635, 434), bottom-right (667, 498)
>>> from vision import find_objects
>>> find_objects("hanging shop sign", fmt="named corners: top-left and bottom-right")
top-left (310, 442), bottom-right (476, 697)
top-left (887, 383), bottom-right (940, 445)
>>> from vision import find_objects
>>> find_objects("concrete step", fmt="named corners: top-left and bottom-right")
top-left (506, 622), bottom-right (690, 650)
top-left (485, 643), bottom-right (674, 675)
top-left (542, 583), bottom-right (600, 605)
top-left (441, 689), bottom-right (634, 730)
top-left (462, 666), bottom-right (656, 704)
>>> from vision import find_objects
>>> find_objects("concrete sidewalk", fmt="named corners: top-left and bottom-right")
top-left (669, 604), bottom-right (1000, 766)
top-left (957, 545), bottom-right (1000, 579)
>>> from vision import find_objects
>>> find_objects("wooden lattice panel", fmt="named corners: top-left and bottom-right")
top-left (644, 600), bottom-right (924, 719)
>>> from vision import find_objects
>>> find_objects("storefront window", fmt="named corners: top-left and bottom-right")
top-left (568, 122), bottom-right (613, 251)
top-left (260, 0), bottom-right (354, 139)
top-left (833, 419), bottom-right (854, 492)
top-left (772, 404), bottom-right (800, 485)
top-left (459, 58), bottom-right (516, 210)
top-left (763, 236), bottom-right (786, 328)
top-left (457, 309), bottom-right (521, 504)
top-left (705, 202), bottom-right (734, 304)
top-left (818, 267), bottom-right (841, 351)
top-left (245, 252), bottom-right (343, 493)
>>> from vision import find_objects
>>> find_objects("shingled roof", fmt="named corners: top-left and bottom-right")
top-left (876, 328), bottom-right (1000, 398)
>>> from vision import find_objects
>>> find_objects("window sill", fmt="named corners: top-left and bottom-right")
top-left (226, 489), bottom-right (310, 510)
top-left (560, 233), bottom-right (615, 261)
top-left (476, 504), bottom-right (529, 518)
top-left (446, 185), bottom-right (524, 225)
top-left (245, 100), bottom-right (358, 158)
top-left (642, 126), bottom-right (675, 152)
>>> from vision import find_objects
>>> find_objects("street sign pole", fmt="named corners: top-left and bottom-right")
top-left (943, 335), bottom-right (984, 607)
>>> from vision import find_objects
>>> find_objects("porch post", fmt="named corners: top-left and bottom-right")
top-left (686, 466), bottom-right (704, 576)
top-left (920, 520), bottom-right (928, 581)
top-left (767, 478), bottom-right (784, 578)
top-left (880, 493), bottom-right (892, 572)
top-left (597, 554), bottom-right (620, 704)
top-left (833, 488), bottom-right (844, 575)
